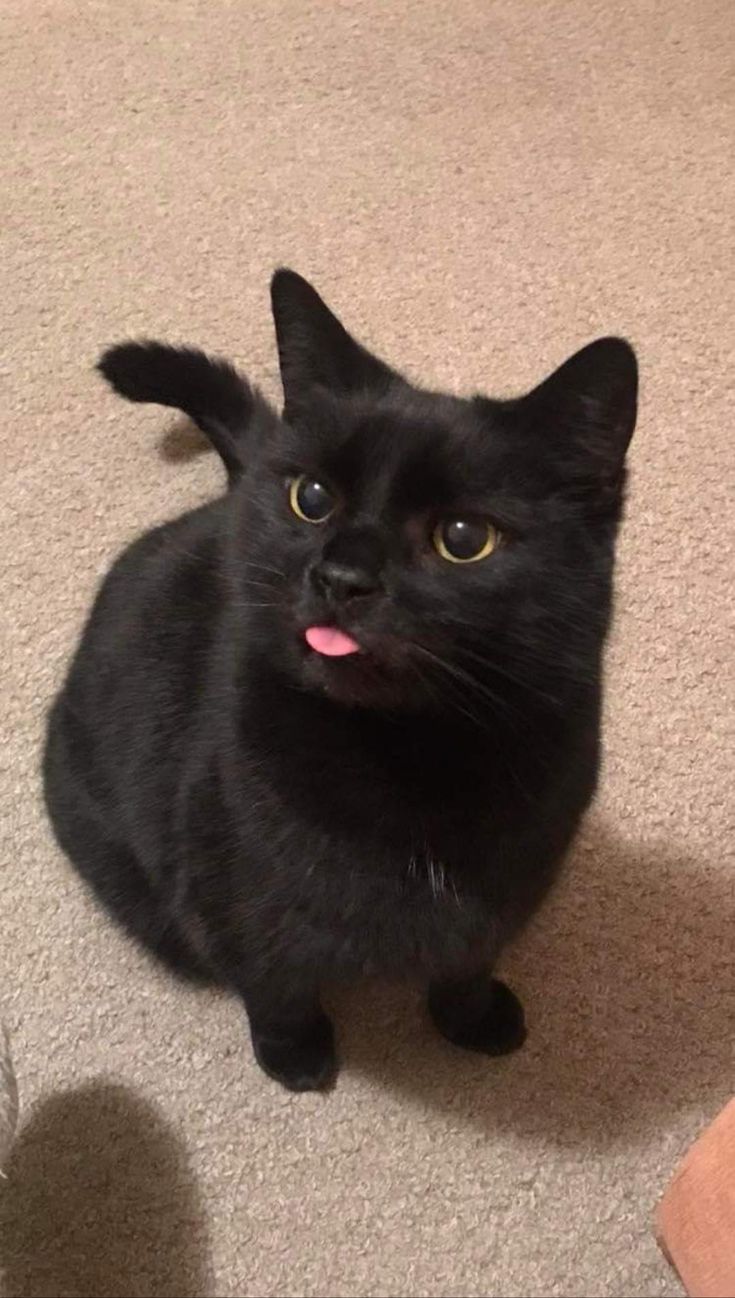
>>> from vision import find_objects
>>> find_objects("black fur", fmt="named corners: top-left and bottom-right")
top-left (44, 271), bottom-right (638, 1090)
top-left (98, 341), bottom-right (257, 485)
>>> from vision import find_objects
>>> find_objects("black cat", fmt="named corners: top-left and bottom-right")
top-left (43, 271), bottom-right (638, 1091)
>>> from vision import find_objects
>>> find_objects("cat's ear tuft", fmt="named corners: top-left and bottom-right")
top-left (520, 336), bottom-right (638, 488)
top-left (270, 269), bottom-right (397, 414)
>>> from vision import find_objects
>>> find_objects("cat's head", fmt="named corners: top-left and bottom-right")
top-left (231, 271), bottom-right (638, 719)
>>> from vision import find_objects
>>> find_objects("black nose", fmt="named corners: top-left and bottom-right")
top-left (311, 527), bottom-right (386, 604)
top-left (311, 559), bottom-right (381, 604)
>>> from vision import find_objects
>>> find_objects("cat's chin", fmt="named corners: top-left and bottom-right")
top-left (302, 653), bottom-right (396, 709)
top-left (298, 641), bottom-right (422, 712)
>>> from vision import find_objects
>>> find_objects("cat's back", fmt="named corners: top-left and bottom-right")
top-left (45, 497), bottom-right (229, 832)
top-left (61, 497), bottom-right (227, 699)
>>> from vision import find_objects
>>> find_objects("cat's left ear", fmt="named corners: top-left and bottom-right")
top-left (518, 336), bottom-right (638, 487)
top-left (270, 269), bottom-right (398, 416)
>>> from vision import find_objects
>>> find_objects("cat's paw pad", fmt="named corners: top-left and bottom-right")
top-left (429, 977), bottom-right (527, 1056)
top-left (252, 1015), bottom-right (337, 1092)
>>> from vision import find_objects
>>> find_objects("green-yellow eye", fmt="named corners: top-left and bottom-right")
top-left (288, 475), bottom-right (335, 524)
top-left (434, 518), bottom-right (499, 563)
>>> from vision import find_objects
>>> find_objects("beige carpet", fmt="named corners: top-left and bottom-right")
top-left (1, 1), bottom-right (733, 1295)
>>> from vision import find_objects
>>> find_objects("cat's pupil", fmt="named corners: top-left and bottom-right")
top-left (297, 478), bottom-right (332, 521)
top-left (442, 519), bottom-right (488, 560)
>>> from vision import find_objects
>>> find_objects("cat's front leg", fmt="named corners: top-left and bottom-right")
top-left (428, 966), bottom-right (527, 1057)
top-left (238, 976), bottom-right (337, 1092)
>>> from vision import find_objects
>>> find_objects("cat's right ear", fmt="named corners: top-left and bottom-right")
top-left (515, 336), bottom-right (638, 498)
top-left (270, 269), bottom-right (397, 415)
top-left (98, 341), bottom-right (257, 486)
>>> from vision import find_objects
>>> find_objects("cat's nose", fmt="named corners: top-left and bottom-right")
top-left (310, 559), bottom-right (381, 604)
top-left (310, 528), bottom-right (385, 604)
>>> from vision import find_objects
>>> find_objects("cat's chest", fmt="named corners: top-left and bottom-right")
top-left (198, 760), bottom-right (495, 974)
top-left (296, 849), bottom-right (489, 977)
top-left (274, 821), bottom-right (493, 977)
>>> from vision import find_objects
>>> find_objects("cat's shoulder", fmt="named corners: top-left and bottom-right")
top-left (96, 496), bottom-right (224, 599)
top-left (85, 495), bottom-right (230, 644)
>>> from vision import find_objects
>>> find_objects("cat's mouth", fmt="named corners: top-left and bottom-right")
top-left (304, 625), bottom-right (361, 658)
top-left (298, 620), bottom-right (418, 708)
top-left (296, 621), bottom-right (454, 715)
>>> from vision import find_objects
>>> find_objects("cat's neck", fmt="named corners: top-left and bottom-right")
top-left (235, 651), bottom-right (572, 814)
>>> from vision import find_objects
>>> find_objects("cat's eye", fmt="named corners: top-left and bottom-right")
top-left (288, 475), bottom-right (336, 524)
top-left (433, 518), bottom-right (499, 563)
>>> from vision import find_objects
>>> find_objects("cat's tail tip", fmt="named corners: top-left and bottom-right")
top-left (97, 340), bottom-right (256, 485)
top-left (97, 340), bottom-right (252, 414)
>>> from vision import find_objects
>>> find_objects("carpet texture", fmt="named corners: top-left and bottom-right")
top-left (1, 2), bottom-right (733, 1295)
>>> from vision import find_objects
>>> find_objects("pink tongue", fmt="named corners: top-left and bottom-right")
top-left (305, 625), bottom-right (360, 657)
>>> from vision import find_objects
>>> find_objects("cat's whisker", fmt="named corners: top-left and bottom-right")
top-left (407, 656), bottom-right (496, 736)
top-left (230, 600), bottom-right (281, 610)
top-left (407, 645), bottom-right (545, 801)
top-left (165, 545), bottom-right (212, 565)
top-left (410, 642), bottom-right (532, 732)
top-left (242, 578), bottom-right (281, 592)
top-left (455, 646), bottom-right (563, 709)
top-left (244, 561), bottom-right (287, 579)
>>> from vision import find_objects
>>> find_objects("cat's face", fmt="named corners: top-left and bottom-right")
top-left (234, 272), bottom-right (638, 719)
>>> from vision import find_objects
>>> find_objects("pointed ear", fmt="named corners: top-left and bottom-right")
top-left (270, 269), bottom-right (397, 414)
top-left (520, 336), bottom-right (638, 490)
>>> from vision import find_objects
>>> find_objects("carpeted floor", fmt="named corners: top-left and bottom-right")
top-left (1, 2), bottom-right (732, 1295)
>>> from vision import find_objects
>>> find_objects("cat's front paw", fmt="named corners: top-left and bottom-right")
top-left (251, 1013), bottom-right (337, 1091)
top-left (429, 975), bottom-right (527, 1056)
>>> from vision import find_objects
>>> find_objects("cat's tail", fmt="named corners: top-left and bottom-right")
top-left (98, 340), bottom-right (256, 485)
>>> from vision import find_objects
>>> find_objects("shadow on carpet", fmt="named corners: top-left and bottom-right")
top-left (334, 822), bottom-right (733, 1147)
top-left (0, 1082), bottom-right (211, 1298)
